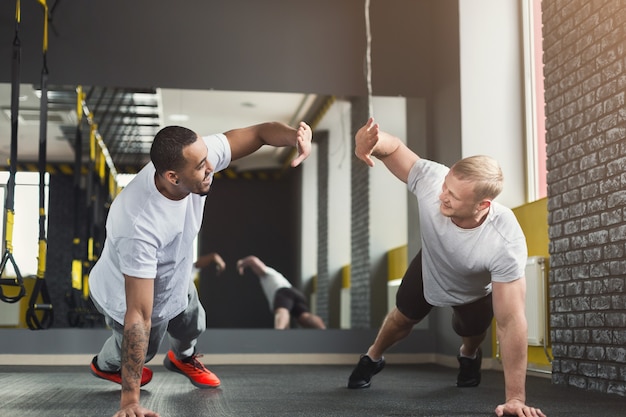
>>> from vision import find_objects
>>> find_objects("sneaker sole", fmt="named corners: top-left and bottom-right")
top-left (456, 378), bottom-right (481, 388)
top-left (90, 362), bottom-right (152, 387)
top-left (163, 355), bottom-right (220, 389)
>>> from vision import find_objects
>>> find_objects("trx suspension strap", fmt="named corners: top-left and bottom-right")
top-left (0, 0), bottom-right (26, 304)
top-left (67, 90), bottom-right (102, 328)
top-left (26, 0), bottom-right (54, 329)
top-left (67, 86), bottom-right (90, 327)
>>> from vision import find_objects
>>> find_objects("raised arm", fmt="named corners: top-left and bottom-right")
top-left (114, 275), bottom-right (159, 417)
top-left (225, 121), bottom-right (312, 167)
top-left (492, 278), bottom-right (546, 417)
top-left (354, 117), bottom-right (419, 183)
top-left (236, 255), bottom-right (268, 277)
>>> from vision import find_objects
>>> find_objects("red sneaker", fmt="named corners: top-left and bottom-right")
top-left (163, 350), bottom-right (220, 388)
top-left (90, 356), bottom-right (153, 386)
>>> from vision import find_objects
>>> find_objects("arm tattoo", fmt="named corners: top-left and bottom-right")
top-left (120, 322), bottom-right (150, 392)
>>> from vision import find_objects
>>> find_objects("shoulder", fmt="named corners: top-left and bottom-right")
top-left (408, 159), bottom-right (448, 193)
top-left (202, 133), bottom-right (231, 171)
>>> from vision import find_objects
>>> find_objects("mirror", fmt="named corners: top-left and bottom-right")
top-left (0, 83), bottom-right (418, 330)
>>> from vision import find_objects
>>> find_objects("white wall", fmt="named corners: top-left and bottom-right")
top-left (369, 97), bottom-right (409, 263)
top-left (321, 100), bottom-right (352, 280)
top-left (458, 0), bottom-right (527, 208)
top-left (300, 141), bottom-right (318, 289)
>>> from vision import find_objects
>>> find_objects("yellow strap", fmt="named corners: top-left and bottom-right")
top-left (90, 124), bottom-right (97, 161)
top-left (88, 237), bottom-right (94, 261)
top-left (98, 152), bottom-right (106, 181)
top-left (82, 274), bottom-right (89, 299)
top-left (37, 0), bottom-right (48, 53)
top-left (5, 209), bottom-right (14, 252)
top-left (76, 85), bottom-right (84, 122)
top-left (71, 259), bottom-right (82, 290)
top-left (15, 0), bottom-right (20, 23)
top-left (37, 239), bottom-right (47, 278)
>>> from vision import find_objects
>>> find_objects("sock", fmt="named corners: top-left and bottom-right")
top-left (179, 347), bottom-right (195, 359)
top-left (459, 347), bottom-right (477, 359)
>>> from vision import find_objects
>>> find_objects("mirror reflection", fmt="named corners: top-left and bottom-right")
top-left (0, 83), bottom-right (416, 330)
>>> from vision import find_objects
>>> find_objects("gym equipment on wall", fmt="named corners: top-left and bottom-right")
top-left (25, 0), bottom-right (54, 330)
top-left (0, 0), bottom-right (27, 304)
top-left (66, 89), bottom-right (105, 328)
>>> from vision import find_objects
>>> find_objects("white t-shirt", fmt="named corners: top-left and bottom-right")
top-left (89, 134), bottom-right (231, 325)
top-left (407, 159), bottom-right (527, 307)
top-left (258, 266), bottom-right (292, 310)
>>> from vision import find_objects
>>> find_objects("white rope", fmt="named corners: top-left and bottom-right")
top-left (364, 0), bottom-right (373, 118)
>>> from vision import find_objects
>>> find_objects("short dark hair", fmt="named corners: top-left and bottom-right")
top-left (150, 126), bottom-right (198, 175)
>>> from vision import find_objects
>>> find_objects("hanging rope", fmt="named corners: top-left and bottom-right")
top-left (26, 0), bottom-right (54, 329)
top-left (0, 0), bottom-right (27, 304)
top-left (364, 0), bottom-right (373, 118)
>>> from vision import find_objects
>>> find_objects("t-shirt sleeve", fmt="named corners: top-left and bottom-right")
top-left (407, 159), bottom-right (449, 198)
top-left (204, 133), bottom-right (232, 173)
top-left (489, 211), bottom-right (528, 283)
top-left (116, 235), bottom-right (158, 279)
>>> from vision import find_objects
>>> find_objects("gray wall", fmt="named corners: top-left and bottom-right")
top-left (543, 0), bottom-right (626, 396)
top-left (0, 0), bottom-right (434, 97)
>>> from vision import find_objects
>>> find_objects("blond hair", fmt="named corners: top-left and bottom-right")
top-left (450, 155), bottom-right (503, 201)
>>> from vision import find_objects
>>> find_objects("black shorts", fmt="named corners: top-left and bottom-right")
top-left (273, 287), bottom-right (310, 318)
top-left (396, 251), bottom-right (494, 337)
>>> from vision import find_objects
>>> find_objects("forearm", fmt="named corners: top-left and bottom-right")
top-left (120, 320), bottom-right (150, 408)
top-left (498, 320), bottom-right (528, 403)
top-left (371, 130), bottom-right (402, 160)
top-left (256, 122), bottom-right (299, 147)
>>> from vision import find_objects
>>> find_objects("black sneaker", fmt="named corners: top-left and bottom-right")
top-left (348, 354), bottom-right (385, 389)
top-left (456, 348), bottom-right (482, 387)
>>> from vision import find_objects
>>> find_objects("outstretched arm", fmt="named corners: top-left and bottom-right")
top-left (236, 255), bottom-right (268, 277)
top-left (225, 121), bottom-right (312, 167)
top-left (354, 117), bottom-right (419, 184)
top-left (492, 279), bottom-right (546, 417)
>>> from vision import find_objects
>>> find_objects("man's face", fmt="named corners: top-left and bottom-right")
top-left (177, 136), bottom-right (215, 196)
top-left (438, 172), bottom-right (481, 221)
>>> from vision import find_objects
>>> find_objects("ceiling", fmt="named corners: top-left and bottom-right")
top-left (0, 82), bottom-right (322, 175)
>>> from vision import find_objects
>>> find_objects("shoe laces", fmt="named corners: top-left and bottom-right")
top-left (182, 354), bottom-right (208, 371)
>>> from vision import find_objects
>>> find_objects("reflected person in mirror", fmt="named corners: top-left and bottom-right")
top-left (236, 255), bottom-right (326, 329)
top-left (87, 121), bottom-right (312, 417)
top-left (348, 118), bottom-right (546, 417)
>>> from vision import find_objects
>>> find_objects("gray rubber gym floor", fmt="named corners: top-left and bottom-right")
top-left (0, 363), bottom-right (621, 416)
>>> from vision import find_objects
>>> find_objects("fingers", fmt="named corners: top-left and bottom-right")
top-left (495, 402), bottom-right (545, 417)
top-left (113, 406), bottom-right (160, 417)
top-left (236, 256), bottom-right (254, 274)
top-left (291, 122), bottom-right (312, 167)
top-left (354, 118), bottom-right (379, 167)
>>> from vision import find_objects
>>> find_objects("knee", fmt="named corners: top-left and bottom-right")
top-left (389, 307), bottom-right (419, 329)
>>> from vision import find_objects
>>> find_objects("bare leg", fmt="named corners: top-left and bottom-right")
top-left (274, 307), bottom-right (291, 329)
top-left (366, 307), bottom-right (420, 360)
top-left (296, 312), bottom-right (326, 329)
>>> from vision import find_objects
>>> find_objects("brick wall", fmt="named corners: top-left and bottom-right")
top-left (350, 97), bottom-right (371, 329)
top-left (543, 0), bottom-right (626, 396)
top-left (316, 131), bottom-right (330, 323)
